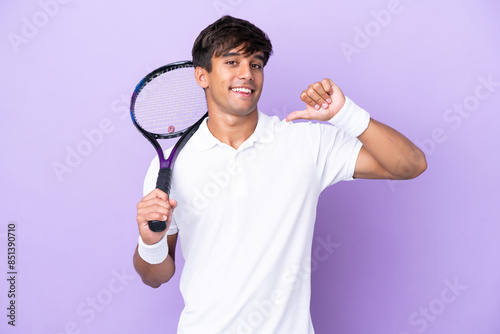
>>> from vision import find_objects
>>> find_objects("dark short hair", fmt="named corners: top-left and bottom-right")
top-left (192, 15), bottom-right (273, 72)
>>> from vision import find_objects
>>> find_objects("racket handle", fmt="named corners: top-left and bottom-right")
top-left (148, 167), bottom-right (173, 232)
top-left (155, 167), bottom-right (173, 194)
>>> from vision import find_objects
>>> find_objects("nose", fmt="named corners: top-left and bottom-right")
top-left (238, 63), bottom-right (253, 81)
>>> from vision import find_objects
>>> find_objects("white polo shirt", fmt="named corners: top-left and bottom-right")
top-left (143, 103), bottom-right (363, 333)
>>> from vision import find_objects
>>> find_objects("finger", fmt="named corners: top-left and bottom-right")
top-left (142, 188), bottom-right (169, 202)
top-left (286, 109), bottom-right (310, 122)
top-left (312, 81), bottom-right (332, 107)
top-left (321, 78), bottom-right (334, 97)
top-left (137, 202), bottom-right (171, 215)
top-left (300, 90), bottom-right (316, 107)
top-left (302, 84), bottom-right (329, 110)
top-left (166, 207), bottom-right (175, 224)
top-left (145, 211), bottom-right (169, 223)
top-left (308, 87), bottom-right (326, 109)
top-left (168, 199), bottom-right (178, 210)
top-left (300, 90), bottom-right (324, 110)
top-left (137, 197), bottom-right (170, 212)
top-left (327, 81), bottom-right (346, 110)
top-left (139, 203), bottom-right (170, 220)
top-left (137, 199), bottom-right (173, 223)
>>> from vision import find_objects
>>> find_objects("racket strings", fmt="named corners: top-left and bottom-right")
top-left (133, 67), bottom-right (207, 135)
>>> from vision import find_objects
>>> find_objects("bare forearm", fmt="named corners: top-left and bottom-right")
top-left (358, 118), bottom-right (427, 179)
top-left (133, 246), bottom-right (176, 288)
top-left (134, 189), bottom-right (178, 288)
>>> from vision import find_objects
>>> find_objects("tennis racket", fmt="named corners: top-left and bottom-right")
top-left (130, 60), bottom-right (208, 232)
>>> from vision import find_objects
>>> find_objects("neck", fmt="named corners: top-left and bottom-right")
top-left (206, 109), bottom-right (258, 150)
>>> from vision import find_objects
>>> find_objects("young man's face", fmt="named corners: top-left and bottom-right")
top-left (202, 47), bottom-right (265, 117)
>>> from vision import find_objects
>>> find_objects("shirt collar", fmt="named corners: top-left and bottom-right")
top-left (189, 110), bottom-right (275, 151)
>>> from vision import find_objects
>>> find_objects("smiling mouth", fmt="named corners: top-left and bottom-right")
top-left (230, 87), bottom-right (253, 94)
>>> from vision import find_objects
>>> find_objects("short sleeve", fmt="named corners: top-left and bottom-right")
top-left (308, 123), bottom-right (363, 191)
top-left (143, 155), bottom-right (159, 196)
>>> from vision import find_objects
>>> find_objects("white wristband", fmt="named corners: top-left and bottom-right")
top-left (328, 96), bottom-right (370, 138)
top-left (138, 233), bottom-right (169, 265)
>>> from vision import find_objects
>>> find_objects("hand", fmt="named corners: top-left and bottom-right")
top-left (136, 189), bottom-right (177, 245)
top-left (286, 78), bottom-right (346, 122)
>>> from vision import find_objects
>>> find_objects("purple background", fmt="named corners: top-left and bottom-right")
top-left (1, 0), bottom-right (499, 333)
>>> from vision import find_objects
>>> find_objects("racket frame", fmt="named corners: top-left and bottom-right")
top-left (130, 60), bottom-right (208, 231)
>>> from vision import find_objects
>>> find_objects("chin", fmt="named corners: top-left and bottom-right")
top-left (232, 107), bottom-right (258, 116)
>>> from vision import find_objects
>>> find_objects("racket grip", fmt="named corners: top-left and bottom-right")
top-left (148, 167), bottom-right (173, 232)
top-left (155, 167), bottom-right (173, 195)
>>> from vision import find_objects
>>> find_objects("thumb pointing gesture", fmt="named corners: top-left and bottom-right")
top-left (286, 79), bottom-right (346, 122)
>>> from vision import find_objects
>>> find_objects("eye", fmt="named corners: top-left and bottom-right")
top-left (251, 63), bottom-right (262, 69)
top-left (226, 60), bottom-right (237, 65)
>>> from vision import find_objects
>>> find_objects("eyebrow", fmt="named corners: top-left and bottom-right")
top-left (222, 52), bottom-right (265, 62)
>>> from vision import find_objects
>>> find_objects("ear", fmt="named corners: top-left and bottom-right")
top-left (194, 66), bottom-right (209, 89)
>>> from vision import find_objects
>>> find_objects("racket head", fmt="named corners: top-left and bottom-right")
top-left (130, 61), bottom-right (208, 232)
top-left (130, 61), bottom-right (207, 139)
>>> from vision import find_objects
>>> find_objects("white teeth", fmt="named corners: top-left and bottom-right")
top-left (231, 87), bottom-right (252, 94)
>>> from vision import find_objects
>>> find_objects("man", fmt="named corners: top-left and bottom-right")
top-left (133, 15), bottom-right (426, 334)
